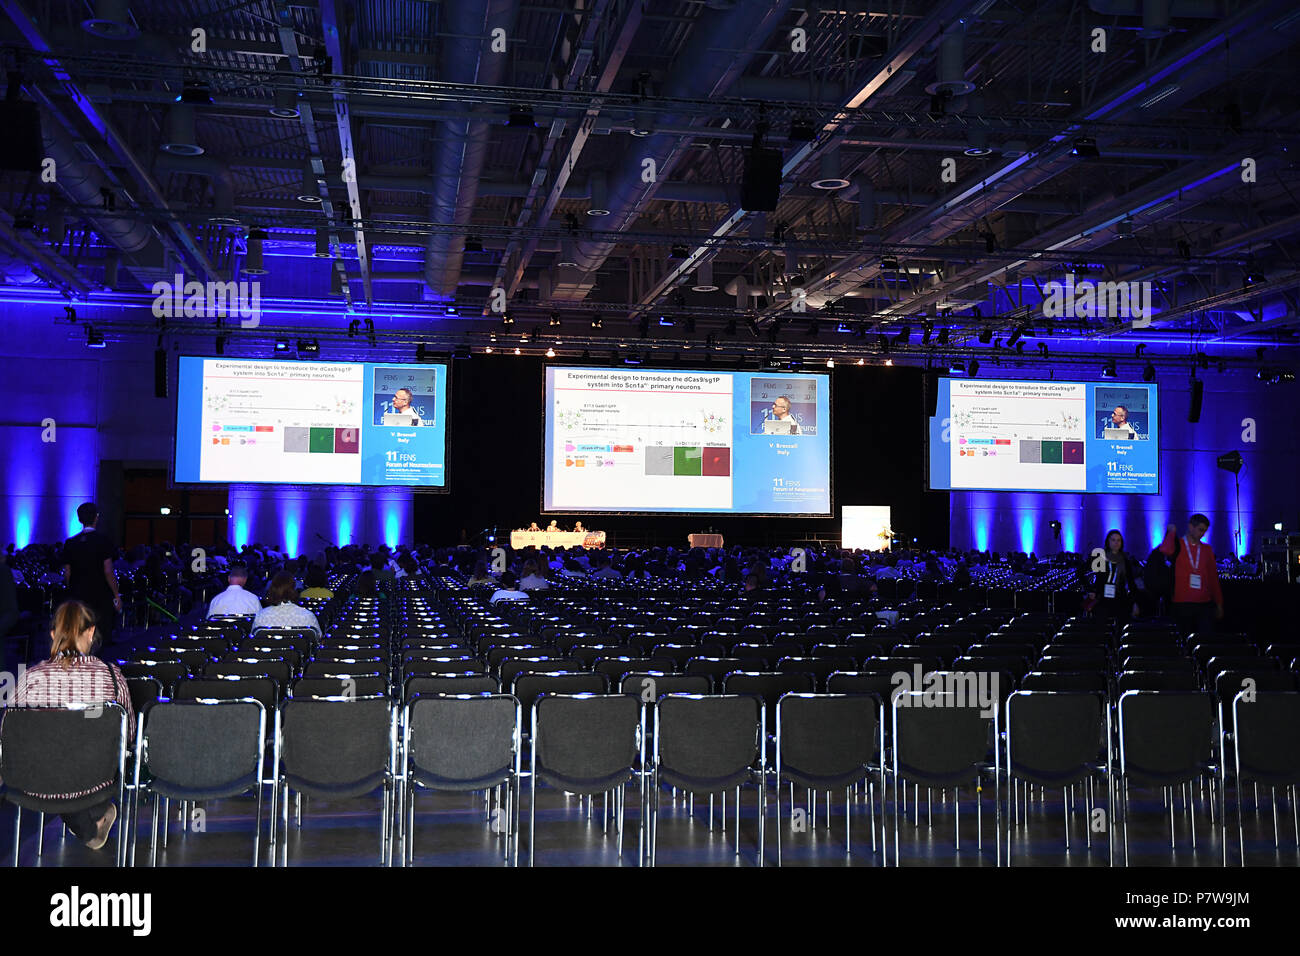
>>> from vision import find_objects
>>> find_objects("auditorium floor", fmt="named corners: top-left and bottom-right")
top-left (8, 783), bottom-right (1297, 867)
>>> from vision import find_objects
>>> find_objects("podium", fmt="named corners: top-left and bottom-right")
top-left (688, 533), bottom-right (724, 549)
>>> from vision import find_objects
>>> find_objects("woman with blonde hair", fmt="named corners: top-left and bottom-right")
top-left (13, 600), bottom-right (133, 850)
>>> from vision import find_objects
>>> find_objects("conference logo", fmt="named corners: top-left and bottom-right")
top-left (49, 886), bottom-right (152, 935)
top-left (890, 666), bottom-right (999, 719)
top-left (150, 273), bottom-right (262, 328)
top-left (1041, 273), bottom-right (1151, 328)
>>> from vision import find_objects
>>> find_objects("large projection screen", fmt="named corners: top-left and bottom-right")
top-left (543, 365), bottom-right (831, 515)
top-left (174, 356), bottom-right (449, 488)
top-left (927, 376), bottom-right (1159, 493)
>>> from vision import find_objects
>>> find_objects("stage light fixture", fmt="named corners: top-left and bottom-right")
top-left (895, 325), bottom-right (911, 343)
top-left (177, 81), bottom-right (212, 106)
top-left (880, 256), bottom-right (899, 271)
top-left (1049, 520), bottom-right (1062, 540)
top-left (1244, 270), bottom-right (1267, 286)
top-left (297, 338), bottom-right (319, 356)
top-left (922, 324), bottom-right (933, 345)
top-left (1101, 360), bottom-right (1117, 378)
top-left (825, 358), bottom-right (834, 368)
top-left (501, 312), bottom-right (514, 327)
top-left (724, 319), bottom-right (737, 336)
top-left (215, 334), bottom-right (225, 355)
top-left (684, 315), bottom-right (696, 334)
top-left (273, 337), bottom-right (290, 352)
top-left (1070, 136), bottom-right (1099, 158)
top-left (884, 358), bottom-right (893, 367)
top-left (669, 244), bottom-right (689, 260)
top-left (745, 317), bottom-right (760, 338)
top-left (937, 327), bottom-right (950, 345)
top-left (968, 358), bottom-right (980, 377)
top-left (591, 314), bottom-right (603, 330)
top-left (980, 230), bottom-right (997, 253)
top-left (978, 329), bottom-right (993, 344)
top-left (85, 326), bottom-right (105, 348)
top-left (857, 358), bottom-right (865, 366)
top-left (658, 313), bottom-right (676, 327)
top-left (1006, 327), bottom-right (1022, 347)
top-left (545, 347), bottom-right (556, 358)
top-left (949, 360), bottom-right (965, 375)
top-left (1117, 216), bottom-right (1134, 239)
top-left (1037, 342), bottom-right (1049, 357)
top-left (160, 507), bottom-right (172, 516)
top-left (877, 334), bottom-right (889, 353)
top-left (1143, 362), bottom-right (1155, 382)
top-left (507, 104), bottom-right (536, 128)
top-left (549, 311), bottom-right (562, 328)
top-left (788, 356), bottom-right (803, 371)
top-left (485, 346), bottom-right (494, 354)
top-left (464, 236), bottom-right (484, 253)
top-left (789, 116), bottom-right (816, 142)
top-left (1176, 239), bottom-right (1191, 260)
top-left (638, 315), bottom-right (651, 338)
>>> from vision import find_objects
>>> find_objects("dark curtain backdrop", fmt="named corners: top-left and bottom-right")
top-left (414, 355), bottom-right (948, 548)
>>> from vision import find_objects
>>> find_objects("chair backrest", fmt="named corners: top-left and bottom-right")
top-left (533, 694), bottom-right (641, 793)
top-left (1232, 691), bottom-right (1300, 785)
top-left (405, 694), bottom-right (519, 790)
top-left (654, 694), bottom-right (762, 793)
top-left (514, 672), bottom-right (608, 732)
top-left (721, 671), bottom-right (816, 733)
top-left (280, 697), bottom-right (394, 791)
top-left (125, 676), bottom-right (164, 716)
top-left (1021, 670), bottom-right (1109, 694)
top-left (776, 693), bottom-right (879, 787)
top-left (891, 692), bottom-right (994, 787)
top-left (1117, 670), bottom-right (1200, 693)
top-left (618, 672), bottom-right (711, 698)
top-left (175, 675), bottom-right (279, 711)
top-left (1118, 691), bottom-right (1214, 783)
top-left (0, 702), bottom-right (127, 799)
top-left (139, 699), bottom-right (265, 795)
top-left (825, 670), bottom-right (897, 698)
top-left (404, 673), bottom-right (499, 701)
top-left (683, 657), bottom-right (745, 690)
top-left (291, 675), bottom-right (389, 699)
top-left (1006, 691), bottom-right (1106, 786)
top-left (211, 659), bottom-right (292, 685)
top-left (121, 661), bottom-right (187, 690)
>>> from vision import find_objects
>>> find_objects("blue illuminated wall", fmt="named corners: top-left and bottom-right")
top-left (949, 373), bottom-right (1299, 558)
top-left (225, 486), bottom-right (412, 557)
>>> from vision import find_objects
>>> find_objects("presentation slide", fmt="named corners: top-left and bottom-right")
top-left (174, 356), bottom-right (448, 487)
top-left (928, 377), bottom-right (1158, 493)
top-left (543, 366), bottom-right (831, 514)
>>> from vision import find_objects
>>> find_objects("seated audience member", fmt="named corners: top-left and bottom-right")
top-left (466, 559), bottom-right (496, 586)
top-left (207, 564), bottom-right (262, 618)
top-left (490, 571), bottom-right (530, 604)
top-left (12, 601), bottom-right (133, 851)
top-left (371, 551), bottom-right (396, 583)
top-left (519, 559), bottom-right (550, 591)
top-left (299, 564), bottom-right (334, 600)
top-left (559, 557), bottom-right (589, 579)
top-left (742, 572), bottom-right (763, 595)
top-left (591, 552), bottom-right (621, 579)
top-left (251, 571), bottom-right (322, 636)
top-left (353, 569), bottom-right (383, 600)
top-left (397, 554), bottom-right (421, 581)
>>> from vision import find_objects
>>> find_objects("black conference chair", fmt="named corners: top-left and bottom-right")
top-left (132, 698), bottom-right (267, 866)
top-left (775, 693), bottom-right (884, 864)
top-left (650, 694), bottom-right (765, 866)
top-left (529, 694), bottom-right (644, 866)
top-left (1227, 690), bottom-right (1300, 865)
top-left (401, 693), bottom-right (522, 866)
top-left (1, 702), bottom-right (130, 866)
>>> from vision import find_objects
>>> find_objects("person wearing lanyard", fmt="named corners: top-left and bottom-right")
top-left (1086, 528), bottom-right (1139, 624)
top-left (1158, 514), bottom-right (1224, 637)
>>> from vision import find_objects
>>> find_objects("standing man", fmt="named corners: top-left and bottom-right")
top-left (1158, 514), bottom-right (1224, 636)
top-left (61, 502), bottom-right (121, 648)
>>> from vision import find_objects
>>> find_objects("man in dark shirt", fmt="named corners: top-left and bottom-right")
top-left (61, 502), bottom-right (121, 647)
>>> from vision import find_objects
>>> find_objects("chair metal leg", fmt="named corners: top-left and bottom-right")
top-left (528, 768), bottom-right (537, 867)
top-left (12, 808), bottom-right (20, 867)
top-left (252, 782), bottom-right (264, 868)
top-left (36, 812), bottom-right (44, 858)
top-left (734, 786), bottom-right (741, 857)
top-left (774, 773), bottom-right (782, 867)
top-left (150, 795), bottom-right (160, 867)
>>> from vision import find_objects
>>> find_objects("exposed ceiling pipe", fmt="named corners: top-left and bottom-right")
top-left (1087, 0), bottom-right (1231, 19)
top-left (551, 0), bottom-right (795, 299)
top-left (423, 0), bottom-right (519, 297)
top-left (154, 153), bottom-right (236, 219)
top-left (42, 120), bottom-right (154, 256)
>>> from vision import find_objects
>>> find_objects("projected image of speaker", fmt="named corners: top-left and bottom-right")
top-left (741, 147), bottom-right (782, 212)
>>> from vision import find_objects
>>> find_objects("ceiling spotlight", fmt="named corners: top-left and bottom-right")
top-left (1177, 239), bottom-right (1192, 260)
top-left (1101, 360), bottom-right (1117, 378)
top-left (1037, 343), bottom-right (1049, 357)
top-left (877, 334), bottom-right (890, 354)
top-left (485, 346), bottom-right (494, 354)
top-left (514, 347), bottom-right (522, 355)
top-left (591, 314), bottom-right (603, 330)
top-left (177, 80), bottom-right (212, 105)
top-left (825, 358), bottom-right (834, 368)
top-left (557, 238), bottom-right (579, 268)
top-left (1117, 216), bottom-right (1135, 239)
top-left (658, 313), bottom-right (676, 327)
top-left (884, 358), bottom-right (893, 367)
top-left (297, 338), bottom-right (319, 356)
top-left (895, 325), bottom-right (911, 344)
top-left (880, 256), bottom-right (899, 271)
top-left (968, 358), bottom-right (980, 377)
top-left (1244, 269), bottom-right (1267, 286)
top-left (789, 116), bottom-right (816, 142)
top-left (921, 324), bottom-right (933, 345)
top-left (1142, 361), bottom-right (1156, 382)
top-left (1006, 327), bottom-right (1023, 347)
top-left (501, 313), bottom-right (514, 327)
top-left (669, 244), bottom-right (690, 260)
top-left (545, 347), bottom-right (556, 358)
top-left (464, 236), bottom-right (484, 253)
top-left (978, 329), bottom-right (993, 344)
top-left (214, 333), bottom-right (225, 355)
top-left (638, 315), bottom-right (650, 338)
top-left (836, 322), bottom-right (852, 334)
top-left (980, 230), bottom-right (997, 253)
top-left (937, 327), bottom-right (950, 345)
top-left (857, 358), bottom-right (865, 366)
top-left (1070, 136), bottom-right (1099, 159)
top-left (507, 104), bottom-right (536, 128)
top-left (949, 360), bottom-right (965, 375)
top-left (549, 311), bottom-right (562, 328)
top-left (274, 337), bottom-right (290, 352)
top-left (85, 326), bottom-right (105, 348)
top-left (270, 59), bottom-right (300, 118)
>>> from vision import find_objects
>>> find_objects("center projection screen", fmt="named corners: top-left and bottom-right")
top-left (174, 356), bottom-right (449, 487)
top-left (927, 376), bottom-right (1159, 493)
top-left (543, 366), bottom-right (831, 515)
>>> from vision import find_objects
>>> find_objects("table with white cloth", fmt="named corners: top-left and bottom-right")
top-left (509, 530), bottom-right (606, 549)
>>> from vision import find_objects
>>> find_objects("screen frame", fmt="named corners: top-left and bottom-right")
top-left (538, 362), bottom-right (834, 517)
top-left (923, 373), bottom-right (1161, 495)
top-left (169, 352), bottom-right (454, 492)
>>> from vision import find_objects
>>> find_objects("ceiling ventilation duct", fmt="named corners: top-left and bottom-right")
top-left (161, 105), bottom-right (203, 156)
top-left (81, 0), bottom-right (139, 40)
top-left (242, 231), bottom-right (268, 276)
top-left (925, 22), bottom-right (975, 97)
top-left (691, 260), bottom-right (718, 293)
